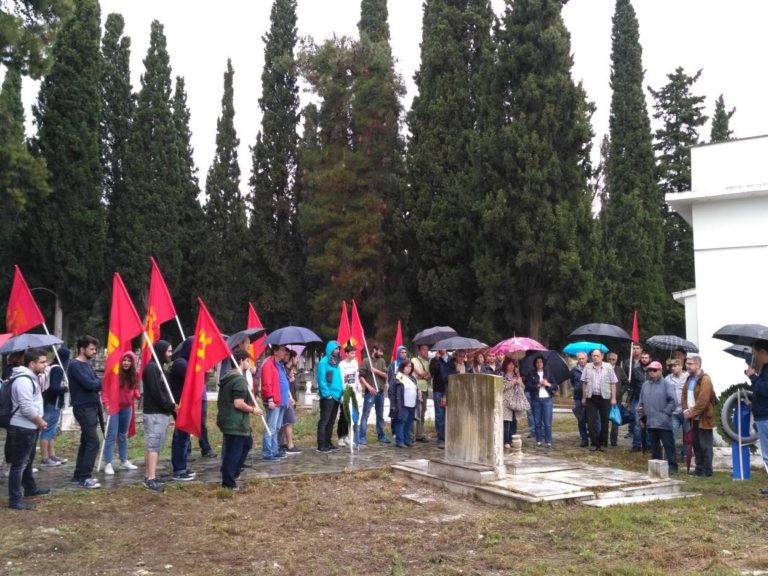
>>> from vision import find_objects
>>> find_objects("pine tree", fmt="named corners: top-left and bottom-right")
top-left (118, 20), bottom-right (184, 304)
top-left (0, 65), bottom-right (50, 296)
top-left (101, 12), bottom-right (134, 269)
top-left (404, 0), bottom-right (493, 334)
top-left (478, 0), bottom-right (597, 342)
top-left (249, 0), bottom-right (303, 327)
top-left (710, 94), bottom-right (735, 143)
top-left (649, 67), bottom-right (707, 334)
top-left (29, 0), bottom-right (105, 335)
top-left (351, 0), bottom-right (406, 338)
top-left (601, 0), bottom-right (666, 336)
top-left (170, 76), bottom-right (205, 332)
top-left (202, 60), bottom-right (249, 332)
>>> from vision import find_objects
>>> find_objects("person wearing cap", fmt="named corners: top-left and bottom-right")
top-left (102, 351), bottom-right (141, 475)
top-left (746, 339), bottom-right (768, 494)
top-left (638, 361), bottom-right (677, 473)
top-left (664, 358), bottom-right (689, 461)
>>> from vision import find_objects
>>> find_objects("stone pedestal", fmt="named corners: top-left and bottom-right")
top-left (427, 373), bottom-right (506, 482)
top-left (648, 459), bottom-right (669, 479)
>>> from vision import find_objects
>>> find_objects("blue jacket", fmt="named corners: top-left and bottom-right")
top-left (750, 364), bottom-right (768, 421)
top-left (317, 340), bottom-right (343, 401)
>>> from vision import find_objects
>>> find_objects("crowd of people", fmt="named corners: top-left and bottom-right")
top-left (4, 335), bottom-right (768, 509)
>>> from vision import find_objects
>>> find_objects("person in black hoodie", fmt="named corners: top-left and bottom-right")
top-left (169, 337), bottom-right (196, 481)
top-left (141, 340), bottom-right (174, 492)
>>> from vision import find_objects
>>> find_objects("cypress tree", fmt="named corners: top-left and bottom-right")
top-left (202, 60), bottom-right (249, 332)
top-left (351, 0), bottom-right (406, 337)
top-left (405, 0), bottom-right (493, 333)
top-left (119, 20), bottom-right (183, 303)
top-left (649, 67), bottom-right (707, 333)
top-left (171, 75), bottom-right (205, 331)
top-left (480, 0), bottom-right (597, 342)
top-left (0, 65), bottom-right (50, 296)
top-left (101, 12), bottom-right (134, 269)
top-left (249, 0), bottom-right (303, 327)
top-left (29, 0), bottom-right (105, 335)
top-left (601, 0), bottom-right (666, 335)
top-left (710, 94), bottom-right (735, 143)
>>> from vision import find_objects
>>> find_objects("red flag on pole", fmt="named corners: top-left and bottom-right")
top-left (336, 300), bottom-right (351, 359)
top-left (103, 273), bottom-right (145, 416)
top-left (390, 320), bottom-right (403, 362)
top-left (631, 310), bottom-right (640, 343)
top-left (175, 298), bottom-right (231, 437)
top-left (140, 257), bottom-right (178, 377)
top-left (5, 265), bottom-right (45, 336)
top-left (247, 302), bottom-right (267, 361)
top-left (350, 300), bottom-right (366, 358)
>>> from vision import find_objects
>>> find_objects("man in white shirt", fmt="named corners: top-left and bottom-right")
top-left (338, 343), bottom-right (361, 448)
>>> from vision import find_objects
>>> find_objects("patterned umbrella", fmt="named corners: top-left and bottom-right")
top-left (489, 337), bottom-right (547, 358)
top-left (646, 335), bottom-right (698, 353)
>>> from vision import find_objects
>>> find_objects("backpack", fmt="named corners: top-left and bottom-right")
top-left (0, 374), bottom-right (36, 428)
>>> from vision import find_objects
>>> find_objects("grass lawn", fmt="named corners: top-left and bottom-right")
top-left (1, 408), bottom-right (768, 575)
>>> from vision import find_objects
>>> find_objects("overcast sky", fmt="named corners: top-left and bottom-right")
top-left (23, 0), bottom-right (768, 194)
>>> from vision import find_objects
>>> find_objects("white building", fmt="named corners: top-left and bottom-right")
top-left (666, 135), bottom-right (768, 392)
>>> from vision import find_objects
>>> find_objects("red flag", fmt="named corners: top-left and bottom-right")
top-left (103, 273), bottom-right (145, 416)
top-left (391, 320), bottom-right (403, 362)
top-left (247, 302), bottom-right (267, 361)
top-left (631, 310), bottom-right (640, 343)
top-left (175, 298), bottom-right (231, 437)
top-left (140, 257), bottom-right (178, 377)
top-left (5, 265), bottom-right (45, 335)
top-left (350, 300), bottom-right (366, 358)
top-left (336, 300), bottom-right (351, 359)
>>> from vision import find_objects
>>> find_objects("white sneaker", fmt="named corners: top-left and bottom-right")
top-left (337, 437), bottom-right (347, 447)
top-left (104, 463), bottom-right (114, 475)
top-left (120, 460), bottom-right (138, 470)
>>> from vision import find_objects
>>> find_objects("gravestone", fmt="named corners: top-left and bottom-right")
top-left (428, 372), bottom-right (506, 483)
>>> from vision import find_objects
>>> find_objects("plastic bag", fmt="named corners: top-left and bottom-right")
top-left (609, 404), bottom-right (622, 426)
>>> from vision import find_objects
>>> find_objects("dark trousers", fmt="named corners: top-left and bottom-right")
top-left (72, 404), bottom-right (100, 481)
top-left (317, 397), bottom-right (339, 449)
top-left (647, 428), bottom-right (678, 471)
top-left (220, 434), bottom-right (252, 488)
top-left (692, 421), bottom-right (713, 476)
top-left (585, 395), bottom-right (609, 448)
top-left (171, 428), bottom-right (191, 474)
top-left (199, 400), bottom-right (213, 455)
top-left (7, 426), bottom-right (39, 506)
top-left (337, 407), bottom-right (348, 438)
top-left (503, 416), bottom-right (517, 445)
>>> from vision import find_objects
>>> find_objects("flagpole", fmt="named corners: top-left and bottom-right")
top-left (141, 331), bottom-right (174, 403)
top-left (41, 321), bottom-right (68, 385)
top-left (96, 414), bottom-right (110, 473)
top-left (175, 316), bottom-right (186, 341)
top-left (229, 353), bottom-right (270, 436)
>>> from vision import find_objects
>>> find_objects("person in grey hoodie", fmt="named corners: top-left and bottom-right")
top-left (638, 361), bottom-right (678, 473)
top-left (7, 348), bottom-right (50, 510)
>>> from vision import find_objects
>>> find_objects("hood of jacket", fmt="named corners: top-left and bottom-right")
top-left (54, 347), bottom-right (71, 371)
top-left (219, 367), bottom-right (243, 389)
top-left (394, 345), bottom-right (408, 369)
top-left (153, 340), bottom-right (171, 365)
top-left (325, 340), bottom-right (340, 365)
top-left (173, 336), bottom-right (194, 362)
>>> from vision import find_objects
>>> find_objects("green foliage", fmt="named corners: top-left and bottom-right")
top-left (28, 0), bottom-right (105, 335)
top-left (249, 0), bottom-right (303, 327)
top-left (649, 67), bottom-right (707, 335)
top-left (710, 94), bottom-right (735, 143)
top-left (601, 0), bottom-right (666, 336)
top-left (0, 0), bottom-right (73, 77)
top-left (202, 60), bottom-right (249, 332)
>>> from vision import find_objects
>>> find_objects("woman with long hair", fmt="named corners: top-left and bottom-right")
top-left (393, 360), bottom-right (419, 448)
top-left (524, 355), bottom-right (558, 449)
top-left (502, 357), bottom-right (529, 448)
top-left (103, 351), bottom-right (141, 475)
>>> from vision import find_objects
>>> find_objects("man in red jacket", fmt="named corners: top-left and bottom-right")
top-left (259, 345), bottom-right (287, 461)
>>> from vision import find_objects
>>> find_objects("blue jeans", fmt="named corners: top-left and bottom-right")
top-left (671, 411), bottom-right (689, 460)
top-left (359, 390), bottom-right (387, 441)
top-left (7, 426), bottom-right (39, 507)
top-left (394, 406), bottom-right (415, 446)
top-left (262, 405), bottom-right (284, 458)
top-left (221, 433), bottom-right (252, 488)
top-left (503, 416), bottom-right (517, 445)
top-left (532, 396), bottom-right (553, 445)
top-left (526, 392), bottom-right (535, 436)
top-left (631, 400), bottom-right (646, 449)
top-left (755, 420), bottom-right (768, 470)
top-left (199, 399), bottom-right (213, 454)
top-left (574, 397), bottom-right (588, 443)
top-left (171, 428), bottom-right (191, 474)
top-left (104, 407), bottom-right (132, 464)
top-left (433, 390), bottom-right (445, 442)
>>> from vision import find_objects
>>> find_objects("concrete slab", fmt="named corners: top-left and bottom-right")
top-left (582, 492), bottom-right (699, 507)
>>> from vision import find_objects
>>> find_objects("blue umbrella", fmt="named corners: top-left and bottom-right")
top-left (0, 333), bottom-right (63, 354)
top-left (562, 341), bottom-right (608, 356)
top-left (264, 326), bottom-right (321, 346)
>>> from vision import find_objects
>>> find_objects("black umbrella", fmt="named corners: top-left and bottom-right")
top-left (264, 326), bottom-right (321, 346)
top-left (430, 336), bottom-right (485, 351)
top-left (568, 323), bottom-right (632, 342)
top-left (226, 327), bottom-right (267, 350)
top-left (646, 335), bottom-right (698, 353)
top-left (0, 333), bottom-right (63, 354)
top-left (713, 324), bottom-right (768, 346)
top-left (412, 326), bottom-right (458, 346)
top-left (724, 344), bottom-right (753, 364)
top-left (520, 350), bottom-right (570, 385)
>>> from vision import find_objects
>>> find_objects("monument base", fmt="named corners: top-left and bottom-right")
top-left (428, 458), bottom-right (504, 484)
